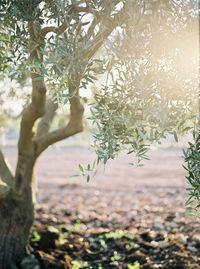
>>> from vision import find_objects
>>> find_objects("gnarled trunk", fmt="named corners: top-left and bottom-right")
top-left (0, 158), bottom-right (36, 269)
top-left (0, 15), bottom-right (85, 268)
top-left (0, 196), bottom-right (34, 269)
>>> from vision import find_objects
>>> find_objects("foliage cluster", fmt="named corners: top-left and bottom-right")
top-left (0, 0), bottom-right (199, 209)
top-left (90, 0), bottom-right (198, 165)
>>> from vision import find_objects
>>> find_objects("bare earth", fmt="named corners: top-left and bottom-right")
top-left (3, 146), bottom-right (200, 268)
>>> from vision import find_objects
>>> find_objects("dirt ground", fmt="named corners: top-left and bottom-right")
top-left (3, 146), bottom-right (200, 268)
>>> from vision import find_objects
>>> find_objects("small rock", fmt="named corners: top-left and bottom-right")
top-left (165, 214), bottom-right (176, 222)
top-left (154, 223), bottom-right (164, 231)
top-left (169, 222), bottom-right (177, 229)
top-left (153, 248), bottom-right (160, 254)
top-left (177, 234), bottom-right (188, 245)
top-left (157, 241), bottom-right (170, 248)
top-left (20, 255), bottom-right (40, 269)
top-left (151, 240), bottom-right (170, 248)
top-left (192, 234), bottom-right (200, 242)
top-left (151, 241), bottom-right (158, 248)
top-left (187, 246), bottom-right (198, 252)
top-left (152, 264), bottom-right (163, 268)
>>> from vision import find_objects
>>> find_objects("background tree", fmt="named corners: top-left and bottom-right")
top-left (0, 0), bottom-right (198, 268)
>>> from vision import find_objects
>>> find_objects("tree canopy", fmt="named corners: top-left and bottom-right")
top-left (0, 0), bottom-right (199, 207)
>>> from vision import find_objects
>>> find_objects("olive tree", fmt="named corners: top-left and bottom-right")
top-left (0, 1), bottom-right (134, 267)
top-left (0, 0), bottom-right (198, 268)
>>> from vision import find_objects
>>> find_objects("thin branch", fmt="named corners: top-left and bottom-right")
top-left (86, 16), bottom-right (99, 39)
top-left (86, 3), bottom-right (129, 59)
top-left (41, 6), bottom-right (95, 37)
top-left (40, 2), bottom-right (120, 38)
top-left (40, 1), bottom-right (124, 43)
top-left (40, 26), bottom-right (56, 37)
top-left (35, 96), bottom-right (84, 155)
top-left (0, 148), bottom-right (14, 187)
top-left (36, 100), bottom-right (58, 137)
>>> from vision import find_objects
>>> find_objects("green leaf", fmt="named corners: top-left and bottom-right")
top-left (87, 175), bottom-right (90, 182)
top-left (173, 131), bottom-right (178, 142)
top-left (92, 160), bottom-right (96, 169)
top-left (9, 72), bottom-right (18, 79)
top-left (185, 196), bottom-right (193, 205)
top-left (187, 213), bottom-right (195, 217)
top-left (34, 63), bottom-right (40, 73)
top-left (42, 67), bottom-right (48, 76)
top-left (48, 226), bottom-right (59, 233)
top-left (70, 174), bottom-right (80, 178)
top-left (138, 130), bottom-right (148, 141)
top-left (33, 76), bottom-right (43, 81)
top-left (31, 231), bottom-right (40, 242)
top-left (78, 164), bottom-right (84, 173)
top-left (87, 164), bottom-right (91, 171)
top-left (186, 206), bottom-right (195, 210)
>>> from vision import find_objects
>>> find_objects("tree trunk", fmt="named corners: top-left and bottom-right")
top-left (0, 160), bottom-right (36, 269)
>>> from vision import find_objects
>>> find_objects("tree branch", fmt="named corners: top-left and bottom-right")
top-left (0, 148), bottom-right (14, 187)
top-left (36, 100), bottom-right (58, 137)
top-left (18, 22), bottom-right (47, 155)
top-left (86, 3), bottom-right (130, 59)
top-left (35, 96), bottom-right (84, 155)
top-left (40, 2), bottom-right (120, 38)
top-left (41, 22), bottom-right (71, 37)
top-left (41, 5), bottom-right (94, 37)
top-left (33, 1), bottom-right (130, 155)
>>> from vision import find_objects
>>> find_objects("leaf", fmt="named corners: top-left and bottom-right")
top-left (78, 164), bottom-right (84, 173)
top-left (137, 164), bottom-right (144, 167)
top-left (48, 226), bottom-right (59, 233)
top-left (92, 160), bottom-right (96, 169)
top-left (87, 164), bottom-right (91, 171)
top-left (186, 206), bottom-right (195, 210)
top-left (9, 72), bottom-right (18, 79)
top-left (138, 130), bottom-right (148, 141)
top-left (185, 196), bottom-right (193, 205)
top-left (173, 131), bottom-right (178, 142)
top-left (187, 213), bottom-right (195, 217)
top-left (82, 21), bottom-right (90, 26)
top-left (33, 76), bottom-right (43, 81)
top-left (31, 231), bottom-right (40, 242)
top-left (70, 174), bottom-right (80, 178)
top-left (42, 67), bottom-right (48, 76)
top-left (87, 175), bottom-right (90, 183)
top-left (34, 63), bottom-right (40, 73)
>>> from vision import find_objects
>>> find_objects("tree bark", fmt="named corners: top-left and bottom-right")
top-left (0, 148), bottom-right (14, 186)
top-left (0, 163), bottom-right (35, 269)
top-left (0, 21), bottom-right (48, 267)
